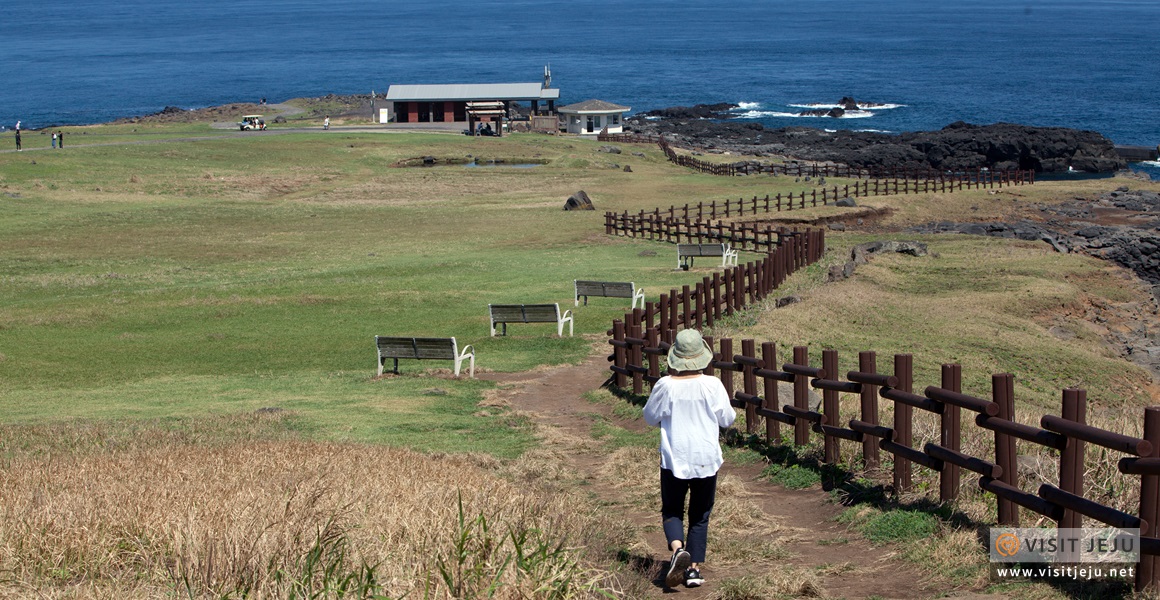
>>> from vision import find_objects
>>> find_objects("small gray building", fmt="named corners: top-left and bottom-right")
top-left (557, 99), bottom-right (631, 135)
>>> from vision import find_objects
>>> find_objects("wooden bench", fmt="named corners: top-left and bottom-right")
top-left (375, 336), bottom-right (475, 378)
top-left (574, 280), bottom-right (645, 309)
top-left (488, 303), bottom-right (573, 337)
top-left (677, 243), bottom-right (738, 270)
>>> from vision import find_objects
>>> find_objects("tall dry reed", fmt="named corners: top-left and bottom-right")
top-left (0, 435), bottom-right (627, 599)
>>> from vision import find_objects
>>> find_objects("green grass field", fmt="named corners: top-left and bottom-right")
top-left (2, 126), bottom-right (1157, 451)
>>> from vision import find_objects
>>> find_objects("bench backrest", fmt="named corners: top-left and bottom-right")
top-left (575, 280), bottom-right (635, 299)
top-left (677, 243), bottom-right (725, 257)
top-left (376, 336), bottom-right (457, 360)
top-left (489, 304), bottom-right (560, 323)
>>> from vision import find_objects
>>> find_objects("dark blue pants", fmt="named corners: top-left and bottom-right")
top-left (660, 468), bottom-right (717, 564)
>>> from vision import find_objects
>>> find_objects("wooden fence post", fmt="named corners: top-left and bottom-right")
top-left (718, 338), bottom-right (734, 403)
top-left (1059, 389), bottom-right (1087, 530)
top-left (693, 282), bottom-right (704, 330)
top-left (612, 320), bottom-right (627, 388)
top-left (742, 339), bottom-right (758, 435)
top-left (823, 349), bottom-right (840, 464)
top-left (723, 270), bottom-right (734, 316)
top-left (894, 354), bottom-right (914, 492)
top-left (793, 346), bottom-right (811, 446)
top-left (763, 342), bottom-right (780, 443)
top-left (994, 373), bottom-right (1020, 526)
top-left (630, 320), bottom-right (643, 395)
top-left (858, 351), bottom-right (881, 468)
top-left (646, 327), bottom-right (659, 383)
top-left (940, 363), bottom-right (962, 502)
top-left (1138, 406), bottom-right (1160, 592)
top-left (681, 285), bottom-right (692, 329)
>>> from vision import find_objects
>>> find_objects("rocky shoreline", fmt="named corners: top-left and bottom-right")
top-left (912, 187), bottom-right (1160, 285)
top-left (627, 102), bottom-right (1128, 174)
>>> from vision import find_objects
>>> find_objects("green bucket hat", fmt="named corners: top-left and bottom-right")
top-left (667, 329), bottom-right (713, 372)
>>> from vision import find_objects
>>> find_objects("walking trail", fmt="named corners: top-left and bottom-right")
top-left (480, 349), bottom-right (1008, 600)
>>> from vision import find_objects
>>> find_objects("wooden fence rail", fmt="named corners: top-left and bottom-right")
top-left (607, 313), bottom-right (1160, 590)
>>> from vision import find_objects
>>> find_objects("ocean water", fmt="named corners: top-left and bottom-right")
top-left (3, 0), bottom-right (1158, 156)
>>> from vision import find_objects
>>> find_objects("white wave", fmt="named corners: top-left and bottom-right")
top-left (736, 110), bottom-right (800, 118)
top-left (1140, 160), bottom-right (1160, 168)
top-left (855, 128), bottom-right (893, 133)
top-left (824, 129), bottom-right (837, 133)
top-left (788, 101), bottom-right (904, 110)
top-left (734, 102), bottom-right (762, 110)
top-left (737, 110), bottom-right (875, 119)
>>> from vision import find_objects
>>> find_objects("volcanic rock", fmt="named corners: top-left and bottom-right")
top-left (564, 190), bottom-right (595, 211)
top-left (625, 114), bottom-right (1127, 173)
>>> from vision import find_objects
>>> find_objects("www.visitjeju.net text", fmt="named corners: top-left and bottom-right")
top-left (995, 566), bottom-right (1135, 581)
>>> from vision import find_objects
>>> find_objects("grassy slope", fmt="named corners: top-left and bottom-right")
top-left (2, 128), bottom-right (1158, 447)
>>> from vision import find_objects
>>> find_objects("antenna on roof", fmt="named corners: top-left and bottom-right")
top-left (543, 64), bottom-right (551, 89)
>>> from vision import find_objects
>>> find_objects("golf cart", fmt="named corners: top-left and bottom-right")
top-left (238, 115), bottom-right (266, 131)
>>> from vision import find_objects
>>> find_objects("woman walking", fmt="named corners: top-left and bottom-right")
top-left (643, 328), bottom-right (736, 588)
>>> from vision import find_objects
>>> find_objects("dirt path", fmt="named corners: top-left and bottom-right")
top-left (480, 351), bottom-right (999, 599)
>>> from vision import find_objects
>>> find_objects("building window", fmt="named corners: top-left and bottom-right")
top-left (611, 114), bottom-right (620, 125)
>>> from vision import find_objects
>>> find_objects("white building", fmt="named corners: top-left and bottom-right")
top-left (557, 99), bottom-right (631, 135)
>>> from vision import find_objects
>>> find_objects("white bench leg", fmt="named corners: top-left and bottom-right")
top-left (632, 288), bottom-right (645, 310)
top-left (559, 311), bottom-right (574, 337)
top-left (455, 345), bottom-right (476, 378)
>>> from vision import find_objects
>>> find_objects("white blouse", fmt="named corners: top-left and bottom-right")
top-left (642, 374), bottom-right (737, 479)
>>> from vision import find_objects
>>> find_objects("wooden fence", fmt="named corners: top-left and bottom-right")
top-left (607, 216), bottom-right (815, 254)
top-left (605, 229), bottom-right (824, 339)
top-left (598, 130), bottom-right (1037, 183)
top-left (604, 174), bottom-right (1034, 242)
top-left (608, 306), bottom-right (1160, 591)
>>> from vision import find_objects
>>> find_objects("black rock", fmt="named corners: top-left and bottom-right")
top-left (625, 113), bottom-right (1127, 173)
top-left (564, 190), bottom-right (595, 211)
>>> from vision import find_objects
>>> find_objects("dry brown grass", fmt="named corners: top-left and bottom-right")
top-left (0, 433), bottom-right (632, 599)
top-left (707, 566), bottom-right (824, 599)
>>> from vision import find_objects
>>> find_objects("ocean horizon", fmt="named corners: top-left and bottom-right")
top-left (4, 0), bottom-right (1158, 153)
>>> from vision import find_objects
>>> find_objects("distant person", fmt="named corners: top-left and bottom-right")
top-left (51, 132), bottom-right (57, 149)
top-left (643, 328), bottom-right (736, 589)
top-left (58, 131), bottom-right (63, 148)
top-left (14, 130), bottom-right (21, 151)
top-left (323, 116), bottom-right (330, 130)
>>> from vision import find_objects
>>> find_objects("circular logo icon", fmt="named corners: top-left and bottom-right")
top-left (996, 532), bottom-right (1021, 557)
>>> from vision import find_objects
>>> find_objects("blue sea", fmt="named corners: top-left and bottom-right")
top-left (4, 0), bottom-right (1158, 172)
